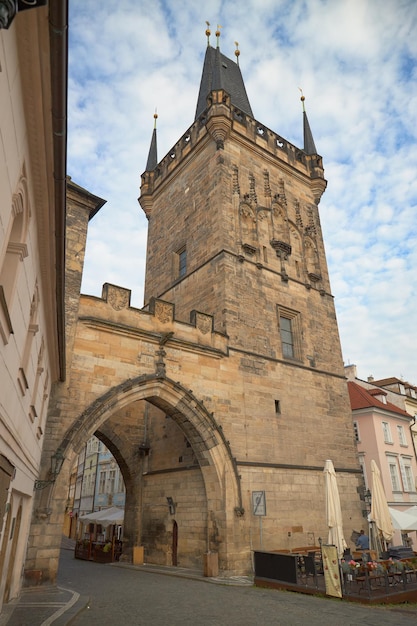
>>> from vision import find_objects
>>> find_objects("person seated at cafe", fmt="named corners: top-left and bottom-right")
top-left (102, 540), bottom-right (112, 553)
top-left (356, 529), bottom-right (369, 550)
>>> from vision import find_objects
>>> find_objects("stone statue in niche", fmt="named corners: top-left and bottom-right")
top-left (304, 238), bottom-right (321, 281)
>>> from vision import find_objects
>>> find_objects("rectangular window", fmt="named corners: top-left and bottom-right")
top-left (277, 306), bottom-right (302, 361)
top-left (178, 247), bottom-right (187, 277)
top-left (275, 400), bottom-right (281, 414)
top-left (280, 316), bottom-right (294, 358)
top-left (399, 456), bottom-right (415, 492)
top-left (397, 424), bottom-right (407, 446)
top-left (107, 469), bottom-right (116, 494)
top-left (382, 421), bottom-right (393, 444)
top-left (99, 470), bottom-right (106, 494)
top-left (388, 459), bottom-right (400, 491)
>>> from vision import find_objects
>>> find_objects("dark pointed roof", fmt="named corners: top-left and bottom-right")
top-left (303, 109), bottom-right (317, 155)
top-left (145, 118), bottom-right (158, 172)
top-left (195, 45), bottom-right (253, 120)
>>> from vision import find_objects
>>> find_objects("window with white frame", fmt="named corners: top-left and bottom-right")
top-left (99, 470), bottom-right (106, 494)
top-left (387, 456), bottom-right (401, 491)
top-left (107, 469), bottom-right (116, 494)
top-left (397, 424), bottom-right (407, 446)
top-left (399, 456), bottom-right (415, 492)
top-left (382, 421), bottom-right (393, 444)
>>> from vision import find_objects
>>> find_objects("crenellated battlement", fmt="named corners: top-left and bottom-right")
top-left (140, 99), bottom-right (325, 217)
top-left (78, 284), bottom-right (229, 357)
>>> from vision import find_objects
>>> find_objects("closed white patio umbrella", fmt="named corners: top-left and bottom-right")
top-left (324, 459), bottom-right (347, 558)
top-left (370, 460), bottom-right (394, 549)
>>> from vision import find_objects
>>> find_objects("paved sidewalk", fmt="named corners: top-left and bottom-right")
top-left (0, 585), bottom-right (86, 626)
top-left (0, 538), bottom-right (87, 626)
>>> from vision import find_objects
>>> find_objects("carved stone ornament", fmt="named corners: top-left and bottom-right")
top-left (155, 301), bottom-right (173, 324)
top-left (242, 243), bottom-right (257, 256)
top-left (308, 272), bottom-right (322, 283)
top-left (107, 286), bottom-right (130, 310)
top-left (196, 314), bottom-right (212, 335)
top-left (240, 202), bottom-right (255, 221)
top-left (270, 239), bottom-right (292, 259)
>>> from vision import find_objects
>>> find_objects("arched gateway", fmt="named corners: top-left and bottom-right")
top-left (25, 287), bottom-right (247, 583)
top-left (25, 33), bottom-right (365, 585)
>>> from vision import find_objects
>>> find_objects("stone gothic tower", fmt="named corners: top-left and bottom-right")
top-left (140, 38), bottom-right (334, 365)
top-left (138, 32), bottom-right (364, 570)
top-left (26, 31), bottom-right (365, 584)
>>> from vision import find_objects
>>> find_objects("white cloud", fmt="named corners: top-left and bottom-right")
top-left (68, 0), bottom-right (417, 384)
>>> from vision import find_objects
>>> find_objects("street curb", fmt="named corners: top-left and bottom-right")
top-left (42, 588), bottom-right (89, 626)
top-left (112, 562), bottom-right (253, 586)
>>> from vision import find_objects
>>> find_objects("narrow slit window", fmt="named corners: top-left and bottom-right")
top-left (178, 248), bottom-right (187, 277)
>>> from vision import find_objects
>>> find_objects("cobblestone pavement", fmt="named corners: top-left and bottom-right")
top-left (2, 542), bottom-right (417, 625)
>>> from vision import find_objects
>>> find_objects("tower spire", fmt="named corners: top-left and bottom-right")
top-left (145, 111), bottom-right (158, 171)
top-left (195, 26), bottom-right (253, 120)
top-left (299, 89), bottom-right (317, 155)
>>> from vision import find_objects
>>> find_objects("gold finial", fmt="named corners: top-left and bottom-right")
top-left (205, 21), bottom-right (211, 45)
top-left (234, 41), bottom-right (240, 65)
top-left (215, 24), bottom-right (222, 47)
top-left (299, 87), bottom-right (305, 111)
top-left (153, 108), bottom-right (158, 128)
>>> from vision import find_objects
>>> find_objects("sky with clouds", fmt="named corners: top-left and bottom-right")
top-left (68, 0), bottom-right (417, 385)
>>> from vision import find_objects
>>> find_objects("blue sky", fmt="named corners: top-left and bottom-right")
top-left (68, 0), bottom-right (417, 384)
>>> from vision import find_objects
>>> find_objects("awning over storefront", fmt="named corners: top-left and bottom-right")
top-left (79, 506), bottom-right (124, 527)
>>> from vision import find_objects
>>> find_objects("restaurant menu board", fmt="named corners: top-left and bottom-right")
top-left (322, 544), bottom-right (342, 598)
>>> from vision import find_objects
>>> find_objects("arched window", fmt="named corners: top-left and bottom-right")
top-left (0, 175), bottom-right (30, 343)
top-left (18, 284), bottom-right (40, 396)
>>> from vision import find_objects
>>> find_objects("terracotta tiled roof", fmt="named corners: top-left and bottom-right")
top-left (347, 381), bottom-right (410, 417)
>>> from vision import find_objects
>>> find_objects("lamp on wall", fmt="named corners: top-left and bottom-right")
top-left (34, 449), bottom-right (65, 490)
top-left (0, 0), bottom-right (47, 30)
top-left (166, 497), bottom-right (176, 515)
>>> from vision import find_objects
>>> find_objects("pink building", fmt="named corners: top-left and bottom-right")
top-left (346, 373), bottom-right (417, 546)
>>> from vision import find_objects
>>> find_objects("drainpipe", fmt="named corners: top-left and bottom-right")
top-left (49, 0), bottom-right (68, 382)
top-left (409, 414), bottom-right (417, 467)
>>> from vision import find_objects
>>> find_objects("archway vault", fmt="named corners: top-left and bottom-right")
top-left (59, 374), bottom-right (244, 516)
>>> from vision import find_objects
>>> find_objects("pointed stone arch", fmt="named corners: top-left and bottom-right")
top-left (60, 374), bottom-right (242, 512)
top-left (32, 375), bottom-right (244, 577)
